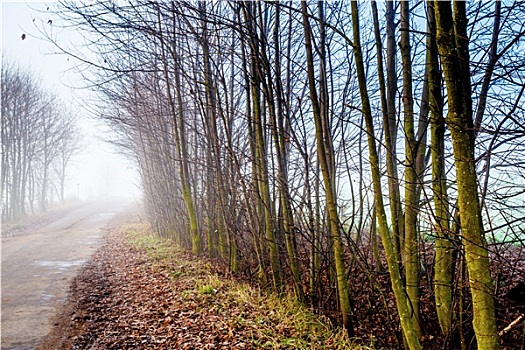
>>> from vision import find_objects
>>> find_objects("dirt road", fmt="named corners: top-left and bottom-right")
top-left (1, 198), bottom-right (134, 350)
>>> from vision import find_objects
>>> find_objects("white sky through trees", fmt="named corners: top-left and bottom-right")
top-left (1, 1), bottom-right (139, 201)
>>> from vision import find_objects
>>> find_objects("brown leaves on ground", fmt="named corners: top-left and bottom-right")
top-left (38, 218), bottom-right (357, 350)
top-left (39, 227), bottom-right (244, 349)
top-left (38, 214), bottom-right (525, 350)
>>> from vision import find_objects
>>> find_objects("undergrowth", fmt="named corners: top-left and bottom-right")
top-left (125, 223), bottom-right (373, 350)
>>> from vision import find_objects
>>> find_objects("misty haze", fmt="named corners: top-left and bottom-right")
top-left (2, 2), bottom-right (524, 350)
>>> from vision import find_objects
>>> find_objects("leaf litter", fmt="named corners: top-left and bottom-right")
top-left (37, 212), bottom-right (525, 349)
top-left (37, 215), bottom-right (363, 350)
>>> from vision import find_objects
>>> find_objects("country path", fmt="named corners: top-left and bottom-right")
top-left (1, 198), bottom-right (134, 350)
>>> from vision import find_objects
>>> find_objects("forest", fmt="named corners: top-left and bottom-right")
top-left (1, 61), bottom-right (81, 221)
top-left (18, 1), bottom-right (525, 349)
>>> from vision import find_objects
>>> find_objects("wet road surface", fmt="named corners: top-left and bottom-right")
top-left (1, 198), bottom-right (133, 349)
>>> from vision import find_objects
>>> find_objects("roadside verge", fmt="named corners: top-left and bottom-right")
top-left (37, 215), bottom-right (368, 350)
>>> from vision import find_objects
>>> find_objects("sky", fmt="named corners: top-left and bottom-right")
top-left (1, 1), bottom-right (141, 201)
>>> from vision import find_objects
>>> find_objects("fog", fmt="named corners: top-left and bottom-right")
top-left (68, 127), bottom-right (140, 201)
top-left (1, 2), bottom-right (141, 205)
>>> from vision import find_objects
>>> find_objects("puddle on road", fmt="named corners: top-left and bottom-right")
top-left (85, 212), bottom-right (118, 225)
top-left (33, 259), bottom-right (86, 272)
top-left (77, 235), bottom-right (103, 245)
top-left (41, 293), bottom-right (54, 302)
top-left (94, 210), bottom-right (121, 219)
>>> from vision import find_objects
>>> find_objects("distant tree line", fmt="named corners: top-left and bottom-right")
top-left (48, 1), bottom-right (524, 349)
top-left (1, 59), bottom-right (81, 221)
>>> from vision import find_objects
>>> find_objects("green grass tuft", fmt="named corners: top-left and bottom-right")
top-left (125, 223), bottom-right (373, 349)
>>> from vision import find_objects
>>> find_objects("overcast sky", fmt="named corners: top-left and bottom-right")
top-left (1, 1), bottom-right (140, 201)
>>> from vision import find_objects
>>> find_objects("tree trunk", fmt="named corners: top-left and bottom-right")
top-left (158, 8), bottom-right (201, 255)
top-left (400, 0), bottom-right (421, 337)
top-left (271, 3), bottom-right (302, 300)
top-left (351, 2), bottom-right (421, 349)
top-left (385, 0), bottom-right (404, 263)
top-left (434, 2), bottom-right (500, 349)
top-left (426, 0), bottom-right (454, 336)
top-left (301, 1), bottom-right (353, 335)
top-left (244, 1), bottom-right (281, 292)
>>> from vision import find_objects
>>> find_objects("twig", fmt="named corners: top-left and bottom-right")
top-left (498, 313), bottom-right (524, 336)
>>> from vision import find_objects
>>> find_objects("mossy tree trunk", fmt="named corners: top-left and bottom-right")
top-left (198, 1), bottom-right (231, 263)
top-left (434, 1), bottom-right (501, 349)
top-left (238, 23), bottom-right (267, 284)
top-left (426, 0), bottom-right (455, 336)
top-left (351, 2), bottom-right (421, 349)
top-left (400, 0), bottom-right (421, 337)
top-left (385, 0), bottom-right (404, 264)
top-left (270, 3), bottom-right (302, 300)
top-left (157, 9), bottom-right (201, 255)
top-left (301, 1), bottom-right (353, 335)
top-left (173, 50), bottom-right (201, 256)
top-left (243, 1), bottom-right (281, 292)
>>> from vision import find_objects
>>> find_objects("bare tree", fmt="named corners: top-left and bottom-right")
top-left (1, 59), bottom-right (81, 220)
